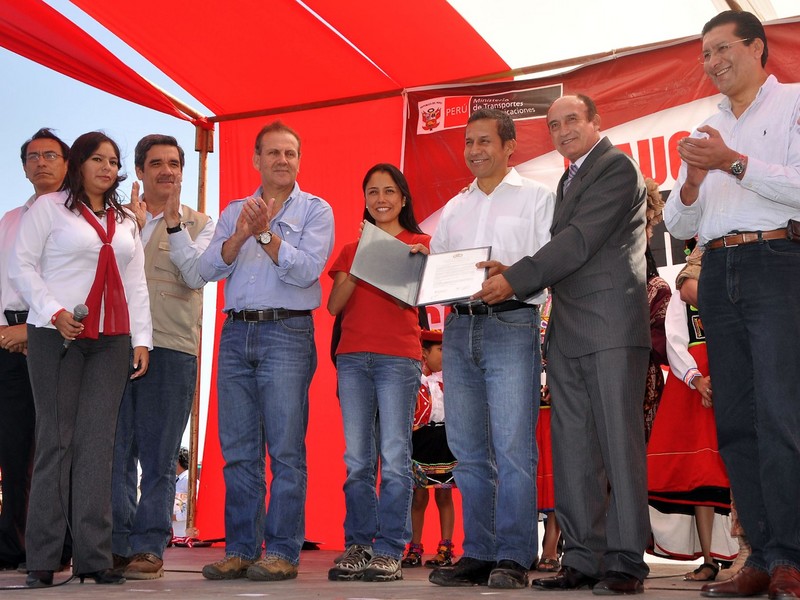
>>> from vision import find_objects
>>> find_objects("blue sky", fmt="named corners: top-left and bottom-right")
top-left (0, 0), bottom-right (218, 219)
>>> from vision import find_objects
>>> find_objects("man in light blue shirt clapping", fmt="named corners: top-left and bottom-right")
top-left (198, 121), bottom-right (334, 583)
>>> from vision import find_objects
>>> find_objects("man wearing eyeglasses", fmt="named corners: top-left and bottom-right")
top-left (0, 129), bottom-right (69, 570)
top-left (664, 10), bottom-right (800, 599)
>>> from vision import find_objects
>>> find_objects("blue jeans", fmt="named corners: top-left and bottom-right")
top-left (216, 316), bottom-right (316, 565)
top-left (442, 307), bottom-right (539, 567)
top-left (112, 347), bottom-right (197, 557)
top-left (699, 239), bottom-right (800, 572)
top-left (336, 352), bottom-right (420, 559)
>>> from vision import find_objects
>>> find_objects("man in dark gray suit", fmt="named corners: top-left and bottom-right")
top-left (476, 94), bottom-right (651, 595)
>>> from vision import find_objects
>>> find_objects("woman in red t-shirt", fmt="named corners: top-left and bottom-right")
top-left (327, 163), bottom-right (430, 582)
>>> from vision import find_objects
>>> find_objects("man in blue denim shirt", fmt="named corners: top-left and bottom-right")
top-left (198, 121), bottom-right (334, 582)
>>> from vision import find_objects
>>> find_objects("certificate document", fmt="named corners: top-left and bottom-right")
top-left (350, 221), bottom-right (490, 306)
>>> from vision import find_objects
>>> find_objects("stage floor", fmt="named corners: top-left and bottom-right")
top-left (0, 547), bottom-right (723, 599)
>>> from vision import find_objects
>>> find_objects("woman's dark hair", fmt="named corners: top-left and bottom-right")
top-left (645, 245), bottom-right (660, 280)
top-left (62, 131), bottom-right (128, 221)
top-left (361, 163), bottom-right (423, 234)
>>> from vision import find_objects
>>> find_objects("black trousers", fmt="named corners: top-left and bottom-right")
top-left (0, 347), bottom-right (35, 567)
top-left (24, 327), bottom-right (129, 573)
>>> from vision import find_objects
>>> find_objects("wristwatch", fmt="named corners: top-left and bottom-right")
top-left (730, 155), bottom-right (747, 177)
top-left (166, 223), bottom-right (183, 234)
top-left (256, 230), bottom-right (273, 245)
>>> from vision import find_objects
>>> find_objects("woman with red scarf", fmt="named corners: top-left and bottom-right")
top-left (10, 132), bottom-right (152, 588)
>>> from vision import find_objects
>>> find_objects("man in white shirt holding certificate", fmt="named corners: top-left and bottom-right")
top-left (427, 108), bottom-right (554, 589)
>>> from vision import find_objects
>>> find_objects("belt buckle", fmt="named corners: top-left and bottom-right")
top-left (722, 234), bottom-right (740, 248)
top-left (463, 302), bottom-right (481, 316)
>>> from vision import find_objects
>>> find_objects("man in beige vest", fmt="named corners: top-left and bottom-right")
top-left (110, 134), bottom-right (214, 579)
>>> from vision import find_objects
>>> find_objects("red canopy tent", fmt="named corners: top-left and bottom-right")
top-left (3, 0), bottom-right (799, 551)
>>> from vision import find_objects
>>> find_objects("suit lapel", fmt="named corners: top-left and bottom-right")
top-left (551, 137), bottom-right (612, 231)
top-left (551, 170), bottom-right (569, 232)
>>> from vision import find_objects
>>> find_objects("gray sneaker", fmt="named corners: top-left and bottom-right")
top-left (328, 544), bottom-right (373, 581)
top-left (363, 554), bottom-right (403, 582)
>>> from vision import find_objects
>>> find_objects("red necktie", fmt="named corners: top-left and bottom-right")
top-left (78, 203), bottom-right (131, 338)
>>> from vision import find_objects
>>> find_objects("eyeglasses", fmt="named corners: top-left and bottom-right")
top-left (26, 151), bottom-right (64, 163)
top-left (699, 38), bottom-right (752, 64)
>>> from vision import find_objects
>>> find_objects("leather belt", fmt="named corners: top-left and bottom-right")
top-left (451, 300), bottom-right (534, 316)
top-left (228, 309), bottom-right (311, 322)
top-left (707, 228), bottom-right (787, 249)
top-left (4, 310), bottom-right (29, 325)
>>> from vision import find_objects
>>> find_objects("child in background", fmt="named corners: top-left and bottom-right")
top-left (535, 295), bottom-right (562, 571)
top-left (647, 247), bottom-right (735, 578)
top-left (172, 447), bottom-right (190, 538)
top-left (402, 329), bottom-right (458, 568)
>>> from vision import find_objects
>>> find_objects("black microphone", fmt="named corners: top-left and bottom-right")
top-left (62, 304), bottom-right (89, 354)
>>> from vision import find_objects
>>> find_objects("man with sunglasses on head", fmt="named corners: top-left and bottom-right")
top-left (0, 129), bottom-right (69, 571)
top-left (665, 10), bottom-right (800, 599)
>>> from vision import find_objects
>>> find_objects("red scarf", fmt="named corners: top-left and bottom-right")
top-left (78, 203), bottom-right (130, 338)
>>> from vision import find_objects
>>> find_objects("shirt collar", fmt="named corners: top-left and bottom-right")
top-left (572, 137), bottom-right (604, 170)
top-left (144, 196), bottom-right (185, 223)
top-left (253, 182), bottom-right (300, 216)
top-left (718, 73), bottom-right (777, 113)
top-left (467, 167), bottom-right (523, 194)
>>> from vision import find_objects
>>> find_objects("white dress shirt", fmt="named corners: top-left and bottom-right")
top-left (664, 290), bottom-right (702, 389)
top-left (422, 370), bottom-right (445, 423)
top-left (9, 191), bottom-right (153, 349)
top-left (0, 195), bottom-right (35, 325)
top-left (664, 75), bottom-right (800, 246)
top-left (431, 168), bottom-right (555, 304)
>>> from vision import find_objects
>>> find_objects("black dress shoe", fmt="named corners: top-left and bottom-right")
top-left (593, 571), bottom-right (644, 595)
top-left (113, 553), bottom-right (131, 570)
top-left (429, 557), bottom-right (496, 587)
top-left (489, 560), bottom-right (529, 589)
top-left (26, 570), bottom-right (54, 588)
top-left (77, 568), bottom-right (126, 584)
top-left (532, 565), bottom-right (599, 590)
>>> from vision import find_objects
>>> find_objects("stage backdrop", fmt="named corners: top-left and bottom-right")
top-left (195, 19), bottom-right (800, 552)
